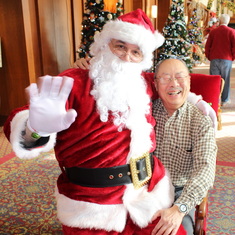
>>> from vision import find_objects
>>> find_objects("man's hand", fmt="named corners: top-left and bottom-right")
top-left (196, 100), bottom-right (217, 129)
top-left (73, 57), bottom-right (91, 69)
top-left (26, 75), bottom-right (77, 136)
top-left (151, 205), bottom-right (184, 235)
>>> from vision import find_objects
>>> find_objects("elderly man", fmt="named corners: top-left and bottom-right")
top-left (151, 59), bottom-right (217, 235)
top-left (205, 13), bottom-right (235, 105)
top-left (4, 9), bottom-right (187, 235)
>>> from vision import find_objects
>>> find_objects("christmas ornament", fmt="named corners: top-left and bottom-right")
top-left (90, 13), bottom-right (95, 20)
top-left (77, 0), bottom-right (123, 59)
top-left (157, 0), bottom-right (193, 72)
top-left (107, 13), bottom-right (113, 20)
top-left (99, 16), bottom-right (105, 22)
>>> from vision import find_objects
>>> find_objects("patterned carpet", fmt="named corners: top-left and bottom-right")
top-left (207, 166), bottom-right (235, 234)
top-left (0, 70), bottom-right (234, 234)
top-left (207, 111), bottom-right (235, 235)
top-left (205, 63), bottom-right (235, 234)
top-left (0, 143), bottom-right (62, 234)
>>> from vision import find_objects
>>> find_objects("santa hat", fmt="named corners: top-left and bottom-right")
top-left (90, 9), bottom-right (165, 70)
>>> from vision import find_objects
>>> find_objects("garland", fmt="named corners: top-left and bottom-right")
top-left (216, 0), bottom-right (221, 15)
top-left (224, 1), bottom-right (235, 13)
top-left (208, 0), bottom-right (235, 13)
top-left (207, 0), bottom-right (214, 10)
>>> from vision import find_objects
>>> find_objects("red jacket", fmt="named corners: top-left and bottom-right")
top-left (205, 25), bottom-right (235, 61)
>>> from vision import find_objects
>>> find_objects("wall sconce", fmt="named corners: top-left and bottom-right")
top-left (151, 5), bottom-right (158, 19)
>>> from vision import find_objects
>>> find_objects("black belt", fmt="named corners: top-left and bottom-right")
top-left (65, 153), bottom-right (153, 189)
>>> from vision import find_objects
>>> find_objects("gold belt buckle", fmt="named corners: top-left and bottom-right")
top-left (129, 152), bottom-right (152, 189)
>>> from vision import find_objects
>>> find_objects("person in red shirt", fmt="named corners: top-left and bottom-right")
top-left (205, 14), bottom-right (235, 105)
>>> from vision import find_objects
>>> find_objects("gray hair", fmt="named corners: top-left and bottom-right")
top-left (220, 14), bottom-right (230, 25)
top-left (154, 58), bottom-right (189, 79)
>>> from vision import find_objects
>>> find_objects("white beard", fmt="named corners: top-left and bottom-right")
top-left (89, 46), bottom-right (150, 129)
top-left (89, 45), bottom-right (153, 161)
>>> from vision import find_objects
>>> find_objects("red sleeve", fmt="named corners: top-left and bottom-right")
top-left (205, 33), bottom-right (212, 60)
top-left (3, 105), bottom-right (29, 141)
top-left (142, 72), bottom-right (159, 100)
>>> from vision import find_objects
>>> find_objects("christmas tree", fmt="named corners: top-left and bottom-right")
top-left (188, 8), bottom-right (205, 66)
top-left (77, 0), bottom-right (124, 59)
top-left (157, 0), bottom-right (192, 71)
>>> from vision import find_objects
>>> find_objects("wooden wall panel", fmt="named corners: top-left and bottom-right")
top-left (124, 0), bottom-right (133, 13)
top-left (22, 0), bottom-right (42, 83)
top-left (133, 0), bottom-right (143, 10)
top-left (0, 0), bottom-right (79, 117)
top-left (0, 0), bottom-right (29, 116)
top-left (37, 0), bottom-right (75, 75)
top-left (72, 0), bottom-right (84, 59)
top-left (158, 0), bottom-right (171, 32)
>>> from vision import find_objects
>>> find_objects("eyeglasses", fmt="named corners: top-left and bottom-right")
top-left (157, 74), bottom-right (189, 85)
top-left (110, 41), bottom-right (143, 63)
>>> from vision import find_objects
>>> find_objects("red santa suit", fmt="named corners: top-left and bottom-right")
top-left (4, 9), bottom-right (186, 235)
top-left (4, 68), bottom-right (175, 229)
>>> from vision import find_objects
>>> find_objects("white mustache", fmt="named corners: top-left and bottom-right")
top-left (168, 88), bottom-right (183, 93)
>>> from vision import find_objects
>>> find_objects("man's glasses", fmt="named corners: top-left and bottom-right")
top-left (157, 74), bottom-right (189, 85)
top-left (110, 41), bottom-right (143, 63)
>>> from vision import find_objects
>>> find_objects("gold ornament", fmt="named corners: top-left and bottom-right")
top-left (107, 13), bottom-right (113, 20)
top-left (188, 24), bottom-right (194, 30)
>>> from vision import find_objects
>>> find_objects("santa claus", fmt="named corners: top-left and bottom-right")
top-left (4, 9), bottom-right (188, 234)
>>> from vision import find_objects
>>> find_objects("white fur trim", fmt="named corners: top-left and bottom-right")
top-left (123, 171), bottom-right (174, 228)
top-left (10, 110), bottom-right (56, 159)
top-left (54, 171), bottom-right (174, 231)
top-left (187, 92), bottom-right (202, 105)
top-left (90, 20), bottom-right (164, 71)
top-left (55, 187), bottom-right (127, 232)
top-left (92, 20), bottom-right (164, 54)
top-left (125, 113), bottom-right (153, 162)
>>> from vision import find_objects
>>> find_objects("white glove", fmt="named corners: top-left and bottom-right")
top-left (196, 100), bottom-right (217, 129)
top-left (187, 92), bottom-right (202, 105)
top-left (26, 75), bottom-right (77, 136)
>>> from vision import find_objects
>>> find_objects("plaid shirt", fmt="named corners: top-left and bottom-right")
top-left (153, 99), bottom-right (217, 211)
